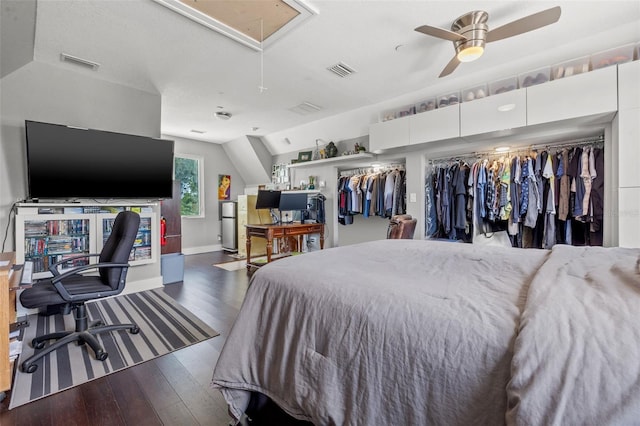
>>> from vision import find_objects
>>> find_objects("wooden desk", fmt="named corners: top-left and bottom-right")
top-left (245, 223), bottom-right (324, 269)
top-left (1, 252), bottom-right (20, 394)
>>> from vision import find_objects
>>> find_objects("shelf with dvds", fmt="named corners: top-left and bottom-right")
top-left (15, 203), bottom-right (159, 278)
top-left (96, 213), bottom-right (157, 266)
top-left (15, 214), bottom-right (97, 280)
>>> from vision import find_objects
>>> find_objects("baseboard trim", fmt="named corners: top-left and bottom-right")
top-left (182, 244), bottom-right (221, 255)
top-left (123, 276), bottom-right (164, 294)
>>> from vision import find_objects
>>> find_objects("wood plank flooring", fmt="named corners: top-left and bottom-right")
top-left (0, 251), bottom-right (308, 426)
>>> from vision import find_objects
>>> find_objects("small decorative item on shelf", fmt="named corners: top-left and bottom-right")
top-left (326, 141), bottom-right (338, 158)
top-left (298, 151), bottom-right (312, 162)
top-left (308, 176), bottom-right (315, 190)
top-left (313, 139), bottom-right (321, 161)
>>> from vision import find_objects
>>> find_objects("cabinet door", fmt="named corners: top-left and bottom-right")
top-left (460, 89), bottom-right (526, 136)
top-left (16, 214), bottom-right (96, 279)
top-left (369, 115), bottom-right (410, 152)
top-left (618, 108), bottom-right (640, 187)
top-left (410, 105), bottom-right (460, 144)
top-left (97, 213), bottom-right (157, 266)
top-left (618, 60), bottom-right (640, 110)
top-left (618, 187), bottom-right (640, 248)
top-left (527, 66), bottom-right (617, 125)
top-left (160, 180), bottom-right (182, 255)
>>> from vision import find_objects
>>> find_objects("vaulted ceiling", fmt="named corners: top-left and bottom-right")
top-left (4, 1), bottom-right (640, 155)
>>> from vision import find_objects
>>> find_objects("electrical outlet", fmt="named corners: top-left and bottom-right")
top-left (410, 193), bottom-right (417, 203)
top-left (217, 235), bottom-right (222, 241)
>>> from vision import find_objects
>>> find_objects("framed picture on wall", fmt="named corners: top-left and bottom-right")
top-left (218, 174), bottom-right (231, 200)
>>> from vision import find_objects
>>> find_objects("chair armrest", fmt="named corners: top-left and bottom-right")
top-left (48, 253), bottom-right (101, 276)
top-left (51, 262), bottom-right (130, 301)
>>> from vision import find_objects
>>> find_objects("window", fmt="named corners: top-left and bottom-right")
top-left (174, 154), bottom-right (204, 217)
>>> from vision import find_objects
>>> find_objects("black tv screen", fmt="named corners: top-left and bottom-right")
top-left (25, 120), bottom-right (174, 199)
top-left (255, 190), bottom-right (281, 209)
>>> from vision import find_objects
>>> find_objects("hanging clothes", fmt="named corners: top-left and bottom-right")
top-left (337, 167), bottom-right (406, 225)
top-left (425, 141), bottom-right (604, 249)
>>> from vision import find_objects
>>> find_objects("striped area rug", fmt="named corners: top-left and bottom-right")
top-left (9, 288), bottom-right (219, 409)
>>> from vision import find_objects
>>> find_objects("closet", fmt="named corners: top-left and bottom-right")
top-left (337, 164), bottom-right (406, 225)
top-left (425, 136), bottom-right (605, 249)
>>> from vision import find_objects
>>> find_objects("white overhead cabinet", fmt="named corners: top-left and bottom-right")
top-left (369, 115), bottom-right (410, 152)
top-left (526, 66), bottom-right (618, 126)
top-left (460, 89), bottom-right (526, 136)
top-left (410, 105), bottom-right (460, 145)
top-left (617, 59), bottom-right (640, 111)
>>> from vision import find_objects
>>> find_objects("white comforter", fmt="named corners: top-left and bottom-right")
top-left (211, 240), bottom-right (640, 425)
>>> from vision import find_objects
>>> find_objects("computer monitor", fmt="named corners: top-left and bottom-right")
top-left (279, 192), bottom-right (308, 211)
top-left (255, 190), bottom-right (281, 209)
top-left (279, 192), bottom-right (309, 223)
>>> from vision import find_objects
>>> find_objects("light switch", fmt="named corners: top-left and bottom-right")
top-left (410, 193), bottom-right (417, 203)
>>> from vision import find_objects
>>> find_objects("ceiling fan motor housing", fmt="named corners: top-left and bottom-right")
top-left (452, 11), bottom-right (488, 57)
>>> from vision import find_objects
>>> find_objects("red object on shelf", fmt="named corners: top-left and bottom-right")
top-left (160, 217), bottom-right (167, 246)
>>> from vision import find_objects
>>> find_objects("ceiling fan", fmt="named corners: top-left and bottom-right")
top-left (415, 6), bottom-right (561, 78)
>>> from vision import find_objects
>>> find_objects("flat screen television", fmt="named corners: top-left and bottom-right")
top-left (25, 120), bottom-right (175, 200)
top-left (255, 190), bottom-right (281, 209)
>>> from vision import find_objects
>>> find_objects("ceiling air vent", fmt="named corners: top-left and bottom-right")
top-left (60, 53), bottom-right (100, 70)
top-left (327, 62), bottom-right (356, 78)
top-left (289, 101), bottom-right (322, 115)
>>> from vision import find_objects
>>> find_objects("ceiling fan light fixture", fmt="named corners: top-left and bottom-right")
top-left (457, 45), bottom-right (484, 62)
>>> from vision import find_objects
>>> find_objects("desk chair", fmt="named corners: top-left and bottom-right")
top-left (387, 214), bottom-right (417, 239)
top-left (19, 211), bottom-right (141, 373)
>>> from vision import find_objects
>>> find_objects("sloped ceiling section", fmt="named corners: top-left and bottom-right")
top-left (222, 135), bottom-right (271, 186)
top-left (1, 0), bottom-right (37, 79)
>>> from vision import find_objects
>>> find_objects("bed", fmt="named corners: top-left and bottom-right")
top-left (211, 239), bottom-right (640, 425)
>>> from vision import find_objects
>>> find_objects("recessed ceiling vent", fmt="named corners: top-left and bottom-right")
top-left (60, 53), bottom-right (100, 70)
top-left (289, 101), bottom-right (322, 115)
top-left (214, 111), bottom-right (232, 120)
top-left (327, 62), bottom-right (356, 78)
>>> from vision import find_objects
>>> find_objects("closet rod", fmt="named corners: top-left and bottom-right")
top-left (527, 134), bottom-right (604, 152)
top-left (427, 134), bottom-right (605, 163)
top-left (339, 163), bottom-right (405, 176)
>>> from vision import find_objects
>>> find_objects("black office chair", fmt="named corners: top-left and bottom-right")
top-left (19, 211), bottom-right (141, 373)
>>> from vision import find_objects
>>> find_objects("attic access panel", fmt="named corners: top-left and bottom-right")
top-left (152, 0), bottom-right (317, 51)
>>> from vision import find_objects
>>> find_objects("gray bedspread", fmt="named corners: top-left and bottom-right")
top-left (212, 240), bottom-right (640, 425)
top-left (506, 245), bottom-right (640, 425)
top-left (212, 239), bottom-right (551, 425)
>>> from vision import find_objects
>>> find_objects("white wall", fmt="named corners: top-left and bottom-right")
top-left (169, 135), bottom-right (246, 254)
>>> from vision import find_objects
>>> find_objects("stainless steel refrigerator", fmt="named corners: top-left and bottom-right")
top-left (221, 201), bottom-right (237, 252)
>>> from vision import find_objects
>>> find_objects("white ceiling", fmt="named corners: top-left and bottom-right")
top-left (28, 0), bottom-right (640, 155)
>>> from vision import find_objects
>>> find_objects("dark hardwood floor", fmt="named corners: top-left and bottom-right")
top-left (0, 251), bottom-right (298, 426)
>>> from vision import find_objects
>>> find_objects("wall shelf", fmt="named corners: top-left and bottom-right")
top-left (287, 152), bottom-right (375, 169)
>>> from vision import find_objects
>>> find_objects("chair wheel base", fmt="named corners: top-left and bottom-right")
top-left (130, 326), bottom-right (140, 334)
top-left (22, 362), bottom-right (38, 374)
top-left (95, 350), bottom-right (108, 361)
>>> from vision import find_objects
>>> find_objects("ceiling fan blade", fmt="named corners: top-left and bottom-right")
top-left (439, 55), bottom-right (461, 78)
top-left (415, 24), bottom-right (467, 42)
top-left (486, 6), bottom-right (561, 43)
